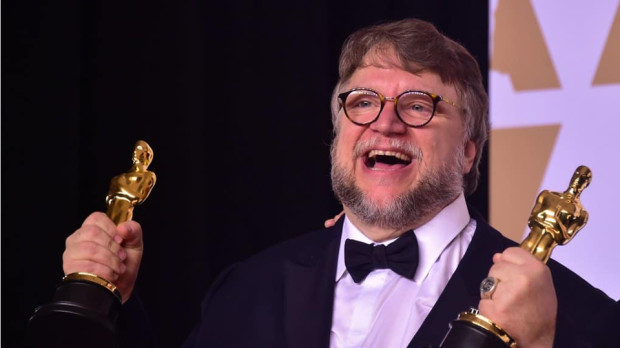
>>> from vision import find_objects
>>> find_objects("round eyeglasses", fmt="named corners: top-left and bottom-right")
top-left (337, 88), bottom-right (460, 128)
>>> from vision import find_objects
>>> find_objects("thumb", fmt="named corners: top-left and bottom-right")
top-left (116, 221), bottom-right (143, 250)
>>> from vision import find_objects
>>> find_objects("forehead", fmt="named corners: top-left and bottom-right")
top-left (343, 49), bottom-right (456, 94)
top-left (345, 66), bottom-right (459, 105)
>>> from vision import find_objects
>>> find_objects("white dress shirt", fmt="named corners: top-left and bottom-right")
top-left (330, 193), bottom-right (476, 348)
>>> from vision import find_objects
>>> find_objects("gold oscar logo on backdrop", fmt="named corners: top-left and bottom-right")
top-left (492, 0), bottom-right (561, 91)
top-left (490, 125), bottom-right (561, 242)
top-left (490, 1), bottom-right (619, 242)
top-left (490, 0), bottom-right (562, 241)
top-left (593, 4), bottom-right (620, 85)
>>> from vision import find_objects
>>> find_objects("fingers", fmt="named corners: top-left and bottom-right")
top-left (81, 211), bottom-right (118, 238)
top-left (116, 220), bottom-right (143, 250)
top-left (478, 247), bottom-right (557, 347)
top-left (324, 211), bottom-right (345, 228)
top-left (68, 220), bottom-right (122, 254)
top-left (63, 260), bottom-right (123, 283)
top-left (62, 212), bottom-right (145, 304)
top-left (335, 211), bottom-right (345, 221)
top-left (63, 212), bottom-right (126, 281)
top-left (114, 220), bottom-right (144, 281)
top-left (493, 247), bottom-right (539, 265)
top-left (64, 237), bottom-right (126, 271)
top-left (482, 248), bottom-right (547, 302)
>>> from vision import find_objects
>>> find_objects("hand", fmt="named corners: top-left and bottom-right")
top-left (478, 247), bottom-right (557, 348)
top-left (63, 212), bottom-right (143, 303)
top-left (324, 211), bottom-right (344, 228)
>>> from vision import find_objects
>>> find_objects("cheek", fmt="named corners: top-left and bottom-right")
top-left (426, 126), bottom-right (464, 162)
top-left (336, 126), bottom-right (362, 158)
top-left (415, 133), bottom-right (441, 165)
top-left (333, 134), bottom-right (353, 166)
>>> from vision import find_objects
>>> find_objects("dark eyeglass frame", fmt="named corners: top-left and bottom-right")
top-left (337, 87), bottom-right (460, 128)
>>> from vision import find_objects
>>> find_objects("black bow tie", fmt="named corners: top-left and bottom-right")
top-left (344, 230), bottom-right (419, 283)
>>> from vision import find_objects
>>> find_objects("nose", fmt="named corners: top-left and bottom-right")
top-left (368, 100), bottom-right (408, 135)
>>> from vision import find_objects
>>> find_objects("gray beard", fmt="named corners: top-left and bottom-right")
top-left (330, 140), bottom-right (465, 231)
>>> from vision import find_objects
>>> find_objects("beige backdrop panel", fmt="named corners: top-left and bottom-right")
top-left (490, 0), bottom-right (620, 299)
top-left (490, 125), bottom-right (560, 242)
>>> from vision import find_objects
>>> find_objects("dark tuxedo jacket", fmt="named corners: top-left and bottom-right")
top-left (123, 214), bottom-right (619, 347)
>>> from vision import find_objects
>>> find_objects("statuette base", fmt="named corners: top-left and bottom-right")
top-left (27, 277), bottom-right (121, 348)
top-left (441, 309), bottom-right (515, 348)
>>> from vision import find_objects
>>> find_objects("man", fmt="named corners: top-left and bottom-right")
top-left (63, 19), bottom-right (618, 347)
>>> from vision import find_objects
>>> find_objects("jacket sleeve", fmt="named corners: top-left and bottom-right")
top-left (117, 290), bottom-right (158, 348)
top-left (548, 258), bottom-right (620, 347)
top-left (553, 298), bottom-right (620, 348)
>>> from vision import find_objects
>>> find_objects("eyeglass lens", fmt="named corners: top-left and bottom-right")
top-left (343, 90), bottom-right (435, 127)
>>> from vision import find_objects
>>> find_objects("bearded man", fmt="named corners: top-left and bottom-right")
top-left (62, 18), bottom-right (619, 348)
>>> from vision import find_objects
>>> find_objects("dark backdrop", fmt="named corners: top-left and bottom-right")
top-left (2, 1), bottom-right (488, 347)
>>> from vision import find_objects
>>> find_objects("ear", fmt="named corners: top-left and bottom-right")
top-left (462, 140), bottom-right (476, 174)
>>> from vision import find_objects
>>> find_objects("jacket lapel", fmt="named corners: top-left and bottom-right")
top-left (283, 219), bottom-right (343, 348)
top-left (409, 217), bottom-right (513, 347)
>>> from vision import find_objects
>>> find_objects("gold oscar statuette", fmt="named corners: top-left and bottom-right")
top-left (64, 140), bottom-right (156, 298)
top-left (441, 165), bottom-right (592, 348)
top-left (65, 140), bottom-right (157, 299)
top-left (28, 141), bottom-right (157, 348)
top-left (105, 140), bottom-right (157, 225)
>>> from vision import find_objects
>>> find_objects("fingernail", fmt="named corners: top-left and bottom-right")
top-left (118, 249), bottom-right (127, 261)
top-left (114, 235), bottom-right (123, 244)
top-left (120, 264), bottom-right (127, 273)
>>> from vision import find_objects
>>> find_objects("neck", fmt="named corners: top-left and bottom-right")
top-left (131, 164), bottom-right (146, 172)
top-left (343, 192), bottom-right (464, 243)
top-left (344, 206), bottom-right (438, 243)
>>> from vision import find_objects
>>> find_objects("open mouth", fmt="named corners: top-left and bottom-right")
top-left (364, 149), bottom-right (412, 169)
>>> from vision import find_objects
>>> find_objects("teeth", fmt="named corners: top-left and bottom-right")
top-left (368, 150), bottom-right (411, 162)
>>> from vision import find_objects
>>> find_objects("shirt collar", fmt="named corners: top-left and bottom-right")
top-left (335, 192), bottom-right (471, 282)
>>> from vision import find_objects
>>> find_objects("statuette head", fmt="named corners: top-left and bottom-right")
top-left (132, 140), bottom-right (153, 168)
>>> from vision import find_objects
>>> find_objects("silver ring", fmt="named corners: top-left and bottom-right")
top-left (480, 276), bottom-right (499, 299)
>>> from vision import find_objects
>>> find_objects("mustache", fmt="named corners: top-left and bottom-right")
top-left (353, 138), bottom-right (423, 161)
